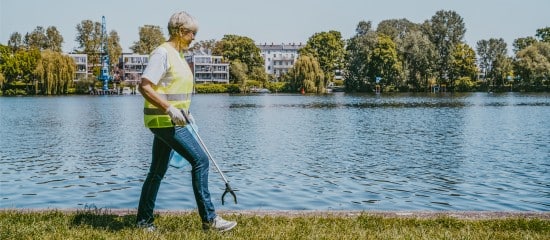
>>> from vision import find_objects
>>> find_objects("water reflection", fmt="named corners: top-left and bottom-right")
top-left (0, 93), bottom-right (549, 211)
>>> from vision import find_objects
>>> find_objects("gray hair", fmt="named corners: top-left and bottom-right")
top-left (167, 11), bottom-right (199, 36)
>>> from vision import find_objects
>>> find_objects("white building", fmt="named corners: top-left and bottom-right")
top-left (68, 52), bottom-right (229, 85)
top-left (257, 43), bottom-right (303, 78)
top-left (121, 53), bottom-right (148, 85)
top-left (67, 53), bottom-right (88, 81)
top-left (185, 55), bottom-right (230, 84)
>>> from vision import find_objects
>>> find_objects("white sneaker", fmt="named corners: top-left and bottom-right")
top-left (136, 219), bottom-right (156, 232)
top-left (203, 216), bottom-right (237, 232)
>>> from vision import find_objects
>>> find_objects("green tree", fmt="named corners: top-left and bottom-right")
top-left (476, 38), bottom-right (508, 90)
top-left (108, 30), bottom-right (122, 68)
top-left (299, 31), bottom-right (345, 83)
top-left (17, 26), bottom-right (63, 52)
top-left (376, 18), bottom-right (420, 89)
top-left (449, 43), bottom-right (478, 89)
top-left (424, 10), bottom-right (466, 85)
top-left (287, 55), bottom-right (325, 93)
top-left (402, 30), bottom-right (435, 91)
top-left (230, 59), bottom-right (248, 88)
top-left (75, 19), bottom-right (102, 68)
top-left (250, 65), bottom-right (268, 84)
top-left (535, 27), bottom-right (550, 42)
top-left (345, 21), bottom-right (377, 92)
top-left (0, 71), bottom-right (4, 93)
top-left (75, 19), bottom-right (120, 80)
top-left (34, 50), bottom-right (76, 95)
top-left (24, 26), bottom-right (48, 50)
top-left (213, 34), bottom-right (264, 79)
top-left (130, 25), bottom-right (165, 54)
top-left (1, 49), bottom-right (40, 84)
top-left (514, 42), bottom-right (550, 89)
top-left (188, 39), bottom-right (217, 54)
top-left (368, 34), bottom-right (402, 89)
top-left (0, 44), bottom-right (10, 92)
top-left (376, 18), bottom-right (417, 41)
top-left (45, 26), bottom-right (63, 52)
top-left (8, 32), bottom-right (23, 52)
top-left (513, 37), bottom-right (537, 53)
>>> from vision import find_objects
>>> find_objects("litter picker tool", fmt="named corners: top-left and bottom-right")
top-left (182, 111), bottom-right (237, 205)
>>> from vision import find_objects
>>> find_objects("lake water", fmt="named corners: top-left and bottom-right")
top-left (0, 92), bottom-right (549, 211)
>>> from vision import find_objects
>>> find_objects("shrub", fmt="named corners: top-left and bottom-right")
top-left (455, 77), bottom-right (475, 92)
top-left (195, 84), bottom-right (228, 93)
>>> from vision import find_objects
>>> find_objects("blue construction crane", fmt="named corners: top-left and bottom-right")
top-left (97, 16), bottom-right (112, 91)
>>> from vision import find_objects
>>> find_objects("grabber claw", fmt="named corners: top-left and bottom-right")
top-left (182, 110), bottom-right (238, 205)
top-left (221, 183), bottom-right (238, 205)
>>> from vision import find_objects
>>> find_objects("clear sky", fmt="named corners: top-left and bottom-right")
top-left (1, 0), bottom-right (548, 54)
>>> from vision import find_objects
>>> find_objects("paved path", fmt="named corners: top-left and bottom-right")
top-left (2, 209), bottom-right (548, 220)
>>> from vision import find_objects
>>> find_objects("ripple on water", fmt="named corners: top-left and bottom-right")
top-left (0, 93), bottom-right (549, 211)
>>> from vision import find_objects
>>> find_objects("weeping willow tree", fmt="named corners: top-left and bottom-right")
top-left (0, 71), bottom-right (4, 94)
top-left (34, 50), bottom-right (76, 95)
top-left (286, 55), bottom-right (325, 93)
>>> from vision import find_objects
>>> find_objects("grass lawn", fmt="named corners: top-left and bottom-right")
top-left (0, 209), bottom-right (548, 240)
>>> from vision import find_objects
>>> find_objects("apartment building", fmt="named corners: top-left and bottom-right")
top-left (257, 43), bottom-right (303, 78)
top-left (120, 53), bottom-right (148, 85)
top-left (185, 55), bottom-right (230, 84)
top-left (67, 53), bottom-right (88, 80)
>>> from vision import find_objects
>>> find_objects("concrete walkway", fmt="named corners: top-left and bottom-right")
top-left (2, 209), bottom-right (548, 220)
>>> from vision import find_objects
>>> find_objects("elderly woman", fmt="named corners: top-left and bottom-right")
top-left (136, 11), bottom-right (236, 232)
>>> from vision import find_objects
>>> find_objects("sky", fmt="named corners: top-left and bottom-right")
top-left (1, 0), bottom-right (549, 54)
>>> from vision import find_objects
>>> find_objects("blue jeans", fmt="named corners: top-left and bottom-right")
top-left (137, 125), bottom-right (216, 223)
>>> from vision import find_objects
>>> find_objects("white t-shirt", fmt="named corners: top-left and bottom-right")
top-left (141, 46), bottom-right (170, 86)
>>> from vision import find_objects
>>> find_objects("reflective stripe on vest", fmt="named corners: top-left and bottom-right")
top-left (144, 43), bottom-right (194, 128)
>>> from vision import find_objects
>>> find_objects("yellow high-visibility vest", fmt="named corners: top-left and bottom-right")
top-left (143, 43), bottom-right (193, 128)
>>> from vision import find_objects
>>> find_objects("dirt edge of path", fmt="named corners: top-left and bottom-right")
top-left (2, 209), bottom-right (549, 220)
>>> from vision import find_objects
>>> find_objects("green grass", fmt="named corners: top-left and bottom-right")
top-left (0, 210), bottom-right (548, 240)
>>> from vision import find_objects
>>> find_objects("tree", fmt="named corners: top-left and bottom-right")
top-left (188, 39), bottom-right (217, 54)
top-left (368, 34), bottom-right (402, 89)
top-left (34, 50), bottom-right (76, 95)
top-left (1, 48), bottom-right (40, 84)
top-left (229, 59), bottom-right (248, 87)
top-left (287, 55), bottom-right (325, 93)
top-left (513, 37), bottom-right (537, 53)
top-left (8, 32), bottom-right (23, 52)
top-left (130, 25), bottom-right (165, 54)
top-left (424, 10), bottom-right (466, 85)
top-left (0, 45), bottom-right (6, 90)
top-left (24, 26), bottom-right (48, 50)
top-left (108, 30), bottom-right (122, 68)
top-left (75, 19), bottom-right (102, 68)
top-left (449, 43), bottom-right (478, 87)
top-left (75, 19), bottom-right (120, 80)
top-left (0, 71), bottom-right (4, 92)
top-left (45, 26), bottom-right (63, 52)
top-left (299, 31), bottom-right (345, 83)
top-left (13, 26), bottom-right (63, 52)
top-left (402, 30), bottom-right (435, 91)
top-left (355, 20), bottom-right (372, 36)
top-left (345, 21), bottom-right (377, 92)
top-left (514, 42), bottom-right (550, 89)
top-left (376, 18), bottom-right (420, 89)
top-left (476, 38), bottom-right (508, 90)
top-left (535, 27), bottom-right (550, 42)
top-left (213, 34), bottom-right (264, 80)
top-left (376, 18), bottom-right (417, 41)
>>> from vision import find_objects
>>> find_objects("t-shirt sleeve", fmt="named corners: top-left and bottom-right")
top-left (141, 47), bottom-right (169, 85)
